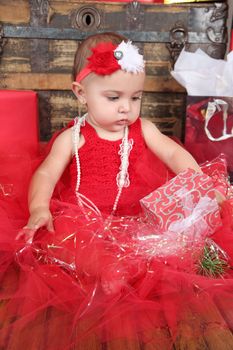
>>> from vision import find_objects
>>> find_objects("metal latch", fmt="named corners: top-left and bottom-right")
top-left (166, 22), bottom-right (188, 67)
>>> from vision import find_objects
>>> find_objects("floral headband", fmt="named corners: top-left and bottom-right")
top-left (75, 40), bottom-right (145, 83)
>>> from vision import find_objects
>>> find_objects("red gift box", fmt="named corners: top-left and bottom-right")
top-left (0, 90), bottom-right (39, 154)
top-left (140, 169), bottom-right (221, 235)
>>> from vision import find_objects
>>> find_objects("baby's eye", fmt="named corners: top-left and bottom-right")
top-left (132, 96), bottom-right (142, 101)
top-left (107, 96), bottom-right (119, 101)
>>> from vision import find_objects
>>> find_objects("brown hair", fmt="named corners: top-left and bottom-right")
top-left (72, 32), bottom-right (127, 81)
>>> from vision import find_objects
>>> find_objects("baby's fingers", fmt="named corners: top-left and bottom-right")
top-left (16, 227), bottom-right (36, 244)
top-left (34, 217), bottom-right (54, 232)
top-left (26, 216), bottom-right (49, 231)
top-left (31, 217), bottom-right (51, 231)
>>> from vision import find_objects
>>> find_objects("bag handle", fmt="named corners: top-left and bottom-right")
top-left (205, 99), bottom-right (233, 142)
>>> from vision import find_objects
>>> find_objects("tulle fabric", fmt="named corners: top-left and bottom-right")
top-left (1, 147), bottom-right (233, 349)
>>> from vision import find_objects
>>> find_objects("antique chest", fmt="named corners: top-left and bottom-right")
top-left (0, 0), bottom-right (228, 141)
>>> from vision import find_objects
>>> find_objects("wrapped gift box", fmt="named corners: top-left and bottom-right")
top-left (140, 169), bottom-right (221, 235)
top-left (0, 90), bottom-right (39, 154)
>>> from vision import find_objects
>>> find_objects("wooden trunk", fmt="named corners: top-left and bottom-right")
top-left (0, 0), bottom-right (228, 141)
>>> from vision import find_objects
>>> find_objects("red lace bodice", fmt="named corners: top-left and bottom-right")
top-left (68, 118), bottom-right (168, 215)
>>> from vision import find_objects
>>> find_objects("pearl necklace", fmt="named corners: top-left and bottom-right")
top-left (72, 114), bottom-right (133, 216)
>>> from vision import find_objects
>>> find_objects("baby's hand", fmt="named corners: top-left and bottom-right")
top-left (27, 207), bottom-right (54, 231)
top-left (16, 227), bottom-right (37, 244)
top-left (16, 207), bottom-right (54, 243)
top-left (215, 187), bottom-right (226, 204)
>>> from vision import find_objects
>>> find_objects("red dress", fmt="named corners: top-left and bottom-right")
top-left (65, 118), bottom-right (170, 215)
top-left (1, 118), bottom-right (233, 350)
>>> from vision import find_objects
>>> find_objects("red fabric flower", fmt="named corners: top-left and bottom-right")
top-left (87, 42), bottom-right (120, 75)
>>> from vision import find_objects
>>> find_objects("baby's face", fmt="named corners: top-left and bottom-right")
top-left (81, 69), bottom-right (145, 136)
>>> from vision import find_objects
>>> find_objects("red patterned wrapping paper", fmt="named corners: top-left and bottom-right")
top-left (140, 169), bottom-right (221, 235)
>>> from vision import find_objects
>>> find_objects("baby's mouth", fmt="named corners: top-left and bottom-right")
top-left (116, 119), bottom-right (128, 125)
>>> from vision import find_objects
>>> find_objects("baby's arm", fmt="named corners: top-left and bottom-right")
top-left (26, 128), bottom-right (73, 232)
top-left (141, 118), bottom-right (201, 174)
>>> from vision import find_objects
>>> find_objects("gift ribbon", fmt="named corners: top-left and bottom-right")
top-left (168, 196), bottom-right (217, 234)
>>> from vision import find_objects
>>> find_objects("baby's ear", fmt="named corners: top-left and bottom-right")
top-left (72, 82), bottom-right (86, 104)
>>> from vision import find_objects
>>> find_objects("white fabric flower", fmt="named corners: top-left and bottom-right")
top-left (114, 41), bottom-right (145, 74)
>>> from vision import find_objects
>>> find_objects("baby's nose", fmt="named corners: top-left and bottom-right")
top-left (119, 99), bottom-right (130, 113)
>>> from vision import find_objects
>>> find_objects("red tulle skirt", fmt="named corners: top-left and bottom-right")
top-left (1, 152), bottom-right (233, 350)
